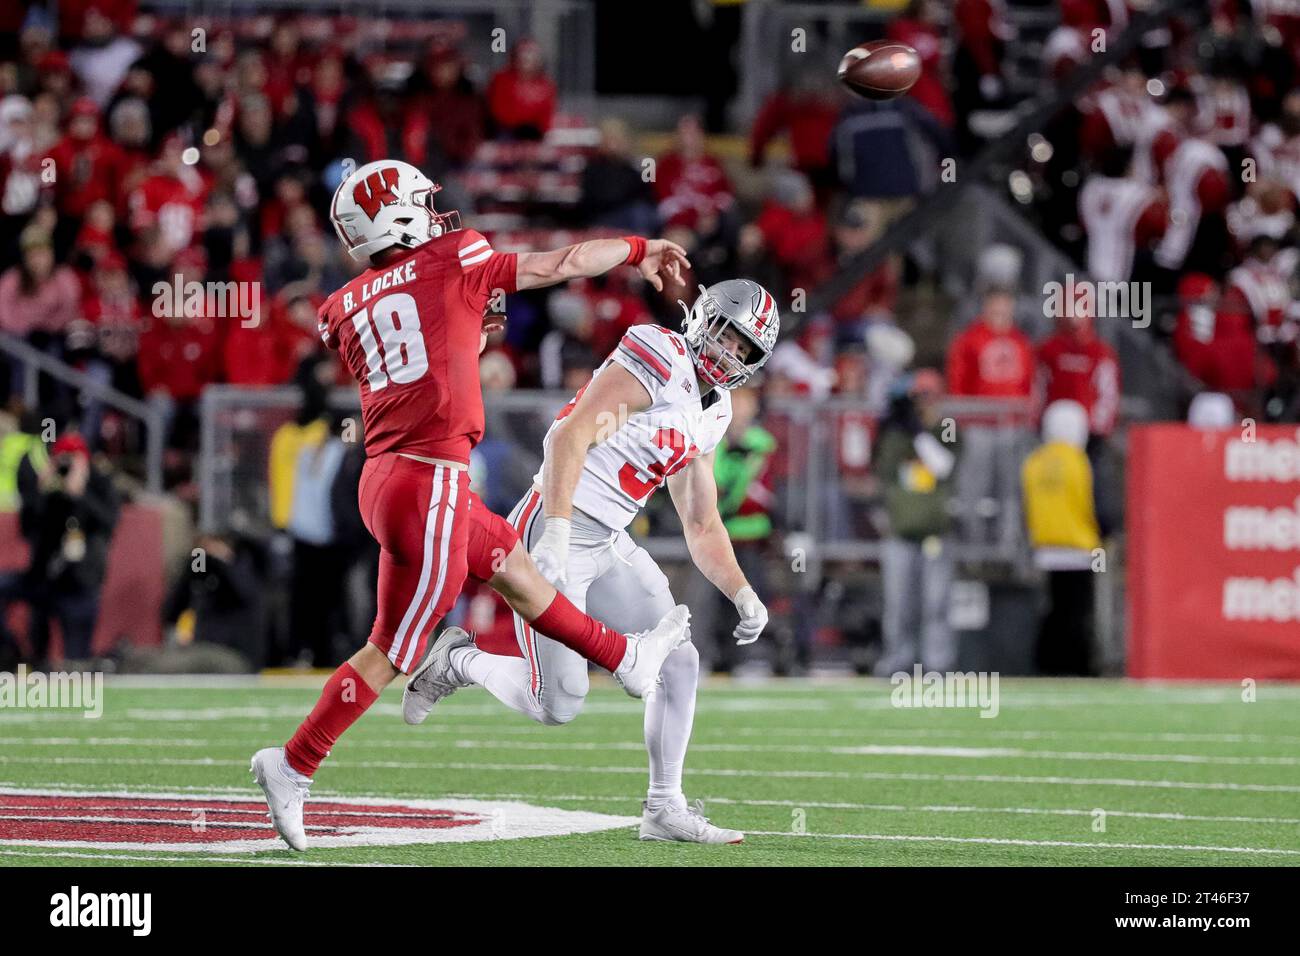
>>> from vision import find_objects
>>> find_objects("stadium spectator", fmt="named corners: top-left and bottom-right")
top-left (829, 93), bottom-right (950, 200)
top-left (80, 251), bottom-right (143, 399)
top-left (413, 43), bottom-right (486, 171)
top-left (579, 118), bottom-right (657, 234)
top-left (946, 286), bottom-right (1035, 544)
top-left (16, 429), bottom-right (120, 664)
top-left (708, 385), bottom-right (777, 674)
top-left (128, 134), bottom-right (208, 260)
top-left (873, 368), bottom-right (959, 676)
top-left (1037, 307), bottom-right (1121, 443)
top-left (826, 200), bottom-right (900, 337)
top-left (286, 412), bottom-right (352, 667)
top-left (0, 228), bottom-right (81, 341)
top-left (653, 114), bottom-right (734, 231)
top-left (748, 65), bottom-right (842, 196)
top-left (1151, 87), bottom-right (1233, 284)
top-left (136, 248), bottom-right (223, 452)
top-left (486, 38), bottom-right (555, 140)
top-left (748, 169), bottom-right (831, 301)
top-left (952, 0), bottom-right (1014, 151)
top-left (0, 228), bottom-right (81, 405)
top-left (1022, 399), bottom-right (1100, 676)
top-left (162, 532), bottom-right (264, 671)
top-left (48, 97), bottom-right (126, 245)
top-left (0, 95), bottom-right (45, 267)
top-left (1078, 146), bottom-right (1168, 282)
top-left (888, 0), bottom-right (956, 130)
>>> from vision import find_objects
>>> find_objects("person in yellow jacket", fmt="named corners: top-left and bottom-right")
top-left (1021, 399), bottom-right (1101, 675)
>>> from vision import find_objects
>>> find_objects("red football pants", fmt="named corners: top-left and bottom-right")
top-left (358, 453), bottom-right (518, 674)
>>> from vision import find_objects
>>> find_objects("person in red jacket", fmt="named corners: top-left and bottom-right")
top-left (486, 38), bottom-right (555, 140)
top-left (946, 287), bottom-right (1035, 399)
top-left (750, 169), bottom-right (831, 296)
top-left (653, 114), bottom-right (734, 230)
top-left (138, 248), bottom-right (224, 451)
top-left (748, 66), bottom-right (842, 197)
top-left (128, 135), bottom-right (209, 259)
top-left (888, 0), bottom-right (956, 129)
top-left (946, 286), bottom-right (1035, 544)
top-left (1036, 308), bottom-right (1121, 440)
top-left (47, 98), bottom-right (127, 227)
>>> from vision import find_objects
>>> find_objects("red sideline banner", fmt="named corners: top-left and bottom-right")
top-left (1128, 423), bottom-right (1300, 679)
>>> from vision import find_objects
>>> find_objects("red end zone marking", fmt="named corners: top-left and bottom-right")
top-left (0, 794), bottom-right (481, 845)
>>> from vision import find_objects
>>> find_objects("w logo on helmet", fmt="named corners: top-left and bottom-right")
top-left (353, 167), bottom-right (401, 220)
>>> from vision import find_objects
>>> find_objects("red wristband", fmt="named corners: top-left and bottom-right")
top-left (622, 236), bottom-right (647, 266)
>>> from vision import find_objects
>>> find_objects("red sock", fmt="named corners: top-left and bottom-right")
top-left (284, 662), bottom-right (380, 777)
top-left (530, 593), bottom-right (627, 672)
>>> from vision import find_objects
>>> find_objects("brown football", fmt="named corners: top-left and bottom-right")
top-left (837, 40), bottom-right (922, 101)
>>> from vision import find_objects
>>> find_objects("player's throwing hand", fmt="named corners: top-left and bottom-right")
top-left (638, 239), bottom-right (690, 292)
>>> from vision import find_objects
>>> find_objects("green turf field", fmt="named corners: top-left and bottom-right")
top-left (2, 676), bottom-right (1299, 866)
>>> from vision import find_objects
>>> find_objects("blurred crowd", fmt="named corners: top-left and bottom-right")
top-left (1032, 0), bottom-right (1300, 421)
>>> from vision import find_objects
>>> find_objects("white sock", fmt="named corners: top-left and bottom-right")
top-left (644, 642), bottom-right (699, 810)
top-left (450, 647), bottom-right (547, 724)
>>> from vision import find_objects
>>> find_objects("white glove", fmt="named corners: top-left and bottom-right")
top-left (530, 516), bottom-right (571, 587)
top-left (732, 585), bottom-right (768, 645)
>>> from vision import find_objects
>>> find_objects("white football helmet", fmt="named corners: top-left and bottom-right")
top-left (679, 279), bottom-right (780, 390)
top-left (330, 159), bottom-right (461, 262)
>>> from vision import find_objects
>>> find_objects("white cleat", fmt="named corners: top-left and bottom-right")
top-left (403, 626), bottom-right (475, 725)
top-left (639, 799), bottom-right (744, 845)
top-left (613, 604), bottom-right (691, 701)
top-left (250, 746), bottom-right (310, 851)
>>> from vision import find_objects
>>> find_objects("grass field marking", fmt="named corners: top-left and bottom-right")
top-left (742, 831), bottom-right (1300, 856)
top-left (4, 754), bottom-right (1300, 792)
top-left (10, 736), bottom-right (1300, 769)
top-left (9, 755), bottom-right (1296, 794)
top-left (433, 791), bottom-right (1300, 826)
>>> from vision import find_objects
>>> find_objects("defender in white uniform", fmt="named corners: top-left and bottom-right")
top-left (408, 278), bottom-right (780, 843)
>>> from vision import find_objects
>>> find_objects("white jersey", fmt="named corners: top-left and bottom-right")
top-left (535, 324), bottom-right (732, 530)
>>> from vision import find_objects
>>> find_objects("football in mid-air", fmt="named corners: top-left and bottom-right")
top-left (837, 40), bottom-right (922, 100)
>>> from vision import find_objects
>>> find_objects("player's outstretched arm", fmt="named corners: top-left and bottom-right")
top-left (533, 363), bottom-right (652, 585)
top-left (515, 237), bottom-right (689, 292)
top-left (668, 452), bottom-right (769, 645)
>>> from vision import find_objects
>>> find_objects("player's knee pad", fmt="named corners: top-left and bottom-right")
top-left (661, 636), bottom-right (700, 682)
top-left (540, 670), bottom-right (589, 725)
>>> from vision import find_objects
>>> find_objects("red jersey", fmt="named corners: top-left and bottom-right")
top-left (316, 229), bottom-right (518, 463)
top-left (945, 318), bottom-right (1036, 398)
top-left (1037, 326), bottom-right (1121, 436)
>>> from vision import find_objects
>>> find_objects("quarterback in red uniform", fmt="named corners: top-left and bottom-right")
top-left (252, 159), bottom-right (692, 850)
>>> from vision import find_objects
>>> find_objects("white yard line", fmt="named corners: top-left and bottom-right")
top-left (5, 737), bottom-right (1300, 767)
top-left (4, 755), bottom-right (1298, 793)
top-left (740, 831), bottom-right (1300, 855)
top-left (431, 791), bottom-right (1300, 826)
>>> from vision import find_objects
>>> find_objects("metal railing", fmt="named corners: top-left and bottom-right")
top-left (0, 332), bottom-right (165, 493)
top-left (198, 385), bottom-right (1041, 559)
